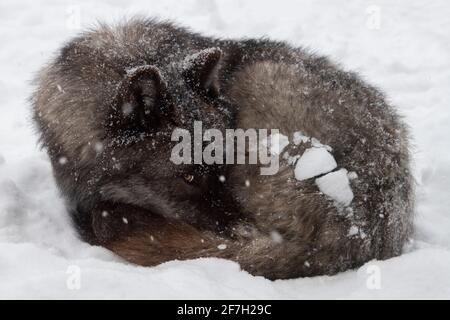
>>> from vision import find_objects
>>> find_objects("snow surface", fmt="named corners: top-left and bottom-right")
top-left (1, 0), bottom-right (450, 299)
top-left (293, 131), bottom-right (310, 145)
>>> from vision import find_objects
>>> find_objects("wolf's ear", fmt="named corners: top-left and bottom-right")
top-left (182, 48), bottom-right (222, 97)
top-left (110, 65), bottom-right (169, 132)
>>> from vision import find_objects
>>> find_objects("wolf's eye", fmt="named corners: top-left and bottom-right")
top-left (183, 174), bottom-right (194, 183)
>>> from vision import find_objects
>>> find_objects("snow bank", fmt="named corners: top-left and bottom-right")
top-left (0, 0), bottom-right (449, 299)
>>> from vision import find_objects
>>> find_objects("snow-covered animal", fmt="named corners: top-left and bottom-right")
top-left (32, 18), bottom-right (413, 279)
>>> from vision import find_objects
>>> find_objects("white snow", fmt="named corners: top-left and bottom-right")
top-left (294, 147), bottom-right (337, 181)
top-left (315, 169), bottom-right (354, 206)
top-left (58, 157), bottom-right (68, 165)
top-left (263, 132), bottom-right (289, 155)
top-left (347, 171), bottom-right (358, 180)
top-left (270, 231), bottom-right (283, 244)
top-left (348, 226), bottom-right (360, 237)
top-left (1, 0), bottom-right (450, 299)
top-left (311, 138), bottom-right (332, 152)
top-left (292, 131), bottom-right (310, 145)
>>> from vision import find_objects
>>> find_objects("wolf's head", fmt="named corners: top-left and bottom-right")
top-left (95, 47), bottom-right (238, 231)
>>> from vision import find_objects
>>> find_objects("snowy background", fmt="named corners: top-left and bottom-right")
top-left (0, 0), bottom-right (449, 299)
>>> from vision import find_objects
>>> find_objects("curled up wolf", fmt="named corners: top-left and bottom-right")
top-left (32, 18), bottom-right (413, 280)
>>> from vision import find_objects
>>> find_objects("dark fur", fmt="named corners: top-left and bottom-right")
top-left (32, 18), bottom-right (413, 279)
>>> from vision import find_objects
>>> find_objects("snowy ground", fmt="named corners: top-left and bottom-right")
top-left (0, 0), bottom-right (449, 299)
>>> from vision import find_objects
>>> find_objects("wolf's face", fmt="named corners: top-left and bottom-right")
top-left (96, 48), bottom-right (239, 230)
